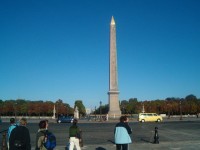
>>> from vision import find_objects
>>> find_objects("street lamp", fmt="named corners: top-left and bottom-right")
top-left (95, 106), bottom-right (96, 121)
top-left (56, 102), bottom-right (59, 119)
top-left (100, 101), bottom-right (102, 122)
top-left (121, 105), bottom-right (125, 115)
top-left (167, 103), bottom-right (170, 119)
top-left (180, 101), bottom-right (183, 120)
top-left (15, 102), bottom-right (17, 120)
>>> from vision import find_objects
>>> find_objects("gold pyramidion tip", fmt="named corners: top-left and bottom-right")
top-left (111, 16), bottom-right (115, 25)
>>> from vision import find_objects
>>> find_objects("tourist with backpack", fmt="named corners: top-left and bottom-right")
top-left (9, 118), bottom-right (31, 150)
top-left (7, 118), bottom-right (17, 149)
top-left (35, 120), bottom-right (56, 150)
top-left (68, 119), bottom-right (81, 150)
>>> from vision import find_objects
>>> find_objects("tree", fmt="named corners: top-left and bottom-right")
top-left (120, 100), bottom-right (129, 114)
top-left (185, 94), bottom-right (198, 114)
top-left (74, 100), bottom-right (86, 117)
top-left (185, 94), bottom-right (197, 101)
top-left (127, 98), bottom-right (138, 114)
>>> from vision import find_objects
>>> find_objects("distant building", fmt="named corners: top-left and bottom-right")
top-left (86, 108), bottom-right (92, 115)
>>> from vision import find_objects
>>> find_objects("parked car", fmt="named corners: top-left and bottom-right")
top-left (138, 113), bottom-right (163, 122)
top-left (57, 116), bottom-right (74, 123)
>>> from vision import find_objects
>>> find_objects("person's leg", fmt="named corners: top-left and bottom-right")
top-left (116, 144), bottom-right (121, 150)
top-left (69, 137), bottom-right (75, 150)
top-left (122, 144), bottom-right (128, 150)
top-left (7, 141), bottom-right (9, 150)
top-left (74, 138), bottom-right (81, 150)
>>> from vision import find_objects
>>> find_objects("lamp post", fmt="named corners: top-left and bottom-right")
top-left (167, 103), bottom-right (170, 119)
top-left (66, 106), bottom-right (68, 116)
top-left (122, 105), bottom-right (125, 115)
top-left (180, 101), bottom-right (183, 120)
top-left (15, 102), bottom-right (17, 120)
top-left (39, 105), bottom-right (40, 119)
top-left (95, 106), bottom-right (96, 121)
top-left (100, 101), bottom-right (102, 122)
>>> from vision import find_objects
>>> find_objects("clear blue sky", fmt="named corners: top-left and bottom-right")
top-left (0, 0), bottom-right (199, 109)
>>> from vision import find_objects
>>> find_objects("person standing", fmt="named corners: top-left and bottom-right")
top-left (35, 120), bottom-right (48, 150)
top-left (9, 118), bottom-right (31, 150)
top-left (35, 120), bottom-right (56, 150)
top-left (68, 119), bottom-right (81, 150)
top-left (114, 116), bottom-right (132, 150)
top-left (7, 118), bottom-right (17, 149)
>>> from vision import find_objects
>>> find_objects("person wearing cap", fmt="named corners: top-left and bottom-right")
top-left (9, 118), bottom-right (31, 150)
top-left (68, 119), bottom-right (81, 150)
top-left (7, 118), bottom-right (17, 149)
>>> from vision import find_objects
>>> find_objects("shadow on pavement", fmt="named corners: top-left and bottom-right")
top-left (141, 138), bottom-right (153, 143)
top-left (96, 147), bottom-right (106, 150)
top-left (107, 140), bottom-right (115, 144)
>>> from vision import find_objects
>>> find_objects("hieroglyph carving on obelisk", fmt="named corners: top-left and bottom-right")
top-left (108, 16), bottom-right (121, 117)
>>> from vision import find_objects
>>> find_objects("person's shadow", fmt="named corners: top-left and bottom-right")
top-left (96, 147), bottom-right (106, 150)
top-left (95, 140), bottom-right (115, 150)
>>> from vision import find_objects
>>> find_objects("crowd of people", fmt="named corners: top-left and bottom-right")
top-left (6, 116), bottom-right (132, 150)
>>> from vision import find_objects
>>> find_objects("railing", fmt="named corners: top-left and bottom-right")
top-left (0, 129), bottom-right (8, 150)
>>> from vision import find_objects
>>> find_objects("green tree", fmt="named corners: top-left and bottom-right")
top-left (127, 98), bottom-right (138, 114)
top-left (120, 100), bottom-right (129, 114)
top-left (74, 100), bottom-right (86, 117)
top-left (185, 94), bottom-right (198, 114)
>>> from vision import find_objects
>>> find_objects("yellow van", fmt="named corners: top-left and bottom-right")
top-left (138, 113), bottom-right (163, 122)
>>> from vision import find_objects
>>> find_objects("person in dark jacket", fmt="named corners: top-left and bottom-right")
top-left (68, 119), bottom-right (81, 150)
top-left (9, 118), bottom-right (31, 150)
top-left (114, 116), bottom-right (132, 150)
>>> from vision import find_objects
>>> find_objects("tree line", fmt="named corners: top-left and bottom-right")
top-left (0, 99), bottom-right (86, 117)
top-left (95, 94), bottom-right (200, 116)
top-left (1, 94), bottom-right (199, 117)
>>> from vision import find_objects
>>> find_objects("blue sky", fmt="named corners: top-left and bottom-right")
top-left (0, 0), bottom-right (200, 109)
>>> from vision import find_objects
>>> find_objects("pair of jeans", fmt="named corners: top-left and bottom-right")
top-left (116, 144), bottom-right (128, 150)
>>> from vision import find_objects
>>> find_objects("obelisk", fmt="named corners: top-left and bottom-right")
top-left (108, 16), bottom-right (121, 117)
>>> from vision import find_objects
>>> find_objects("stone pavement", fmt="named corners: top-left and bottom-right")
top-left (2, 117), bottom-right (200, 150)
top-left (46, 141), bottom-right (200, 150)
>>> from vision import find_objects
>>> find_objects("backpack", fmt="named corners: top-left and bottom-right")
top-left (43, 131), bottom-right (56, 149)
top-left (10, 126), bottom-right (31, 150)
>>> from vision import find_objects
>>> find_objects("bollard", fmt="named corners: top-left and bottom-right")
top-left (153, 127), bottom-right (159, 144)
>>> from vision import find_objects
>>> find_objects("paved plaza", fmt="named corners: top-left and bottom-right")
top-left (1, 117), bottom-right (200, 150)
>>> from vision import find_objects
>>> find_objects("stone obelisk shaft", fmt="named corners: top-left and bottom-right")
top-left (108, 16), bottom-right (121, 117)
